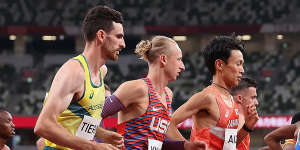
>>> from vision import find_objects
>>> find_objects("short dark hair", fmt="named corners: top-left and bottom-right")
top-left (203, 34), bottom-right (245, 75)
top-left (291, 111), bottom-right (300, 124)
top-left (231, 77), bottom-right (257, 96)
top-left (82, 5), bottom-right (123, 42)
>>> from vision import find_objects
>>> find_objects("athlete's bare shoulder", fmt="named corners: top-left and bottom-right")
top-left (57, 58), bottom-right (85, 78)
top-left (189, 87), bottom-right (216, 106)
top-left (114, 79), bottom-right (148, 106)
top-left (202, 87), bottom-right (217, 102)
top-left (48, 59), bottom-right (85, 97)
top-left (121, 79), bottom-right (148, 95)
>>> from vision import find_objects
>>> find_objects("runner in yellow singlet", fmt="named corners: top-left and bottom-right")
top-left (34, 5), bottom-right (126, 150)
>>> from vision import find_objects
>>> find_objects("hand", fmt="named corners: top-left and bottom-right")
top-left (244, 103), bottom-right (259, 129)
top-left (99, 130), bottom-right (124, 149)
top-left (92, 142), bottom-right (119, 150)
top-left (184, 141), bottom-right (207, 150)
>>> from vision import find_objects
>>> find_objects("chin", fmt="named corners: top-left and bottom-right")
top-left (110, 56), bottom-right (118, 61)
top-left (171, 77), bottom-right (177, 81)
top-left (233, 82), bottom-right (239, 87)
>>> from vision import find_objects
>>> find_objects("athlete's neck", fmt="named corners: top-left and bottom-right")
top-left (211, 76), bottom-right (233, 98)
top-left (83, 42), bottom-right (106, 75)
top-left (212, 82), bottom-right (230, 93)
top-left (212, 75), bottom-right (231, 90)
top-left (147, 66), bottom-right (168, 96)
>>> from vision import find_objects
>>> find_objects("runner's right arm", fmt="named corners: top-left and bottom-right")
top-left (34, 60), bottom-right (117, 150)
top-left (167, 91), bottom-right (213, 141)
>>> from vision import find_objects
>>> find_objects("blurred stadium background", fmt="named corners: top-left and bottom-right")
top-left (1, 0), bottom-right (300, 149)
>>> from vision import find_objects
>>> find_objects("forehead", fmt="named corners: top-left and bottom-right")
top-left (108, 22), bottom-right (124, 34)
top-left (228, 50), bottom-right (244, 62)
top-left (243, 87), bottom-right (257, 96)
top-left (169, 42), bottom-right (182, 56)
top-left (248, 87), bottom-right (257, 94)
top-left (0, 111), bottom-right (11, 120)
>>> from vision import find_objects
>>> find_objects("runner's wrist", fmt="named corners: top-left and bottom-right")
top-left (243, 124), bottom-right (254, 133)
top-left (245, 121), bottom-right (256, 129)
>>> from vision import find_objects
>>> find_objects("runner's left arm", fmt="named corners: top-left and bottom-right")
top-left (264, 124), bottom-right (296, 150)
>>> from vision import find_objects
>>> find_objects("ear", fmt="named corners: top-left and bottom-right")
top-left (96, 30), bottom-right (106, 44)
top-left (234, 95), bottom-right (243, 104)
top-left (215, 59), bottom-right (224, 71)
top-left (160, 54), bottom-right (167, 66)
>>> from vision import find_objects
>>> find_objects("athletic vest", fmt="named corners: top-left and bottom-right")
top-left (44, 54), bottom-right (105, 150)
top-left (117, 78), bottom-right (171, 150)
top-left (190, 85), bottom-right (239, 150)
top-left (237, 134), bottom-right (250, 150)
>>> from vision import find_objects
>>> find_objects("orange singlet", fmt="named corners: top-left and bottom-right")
top-left (190, 85), bottom-right (239, 150)
top-left (237, 134), bottom-right (250, 150)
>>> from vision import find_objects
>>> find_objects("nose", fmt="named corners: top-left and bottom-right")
top-left (120, 39), bottom-right (126, 49)
top-left (11, 121), bottom-right (15, 128)
top-left (240, 66), bottom-right (245, 75)
top-left (254, 98), bottom-right (259, 107)
top-left (180, 62), bottom-right (185, 71)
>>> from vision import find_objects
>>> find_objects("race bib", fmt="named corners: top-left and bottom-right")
top-left (148, 139), bottom-right (163, 150)
top-left (296, 129), bottom-right (300, 150)
top-left (223, 128), bottom-right (237, 150)
top-left (75, 115), bottom-right (101, 140)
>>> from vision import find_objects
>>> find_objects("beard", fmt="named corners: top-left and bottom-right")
top-left (106, 50), bottom-right (118, 61)
top-left (102, 43), bottom-right (119, 61)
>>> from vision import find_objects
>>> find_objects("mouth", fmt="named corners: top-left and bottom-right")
top-left (11, 129), bottom-right (15, 135)
top-left (177, 71), bottom-right (182, 77)
top-left (114, 50), bottom-right (120, 56)
top-left (237, 76), bottom-right (242, 81)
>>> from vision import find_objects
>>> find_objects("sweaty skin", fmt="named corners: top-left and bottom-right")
top-left (168, 50), bottom-right (259, 148)
top-left (34, 7), bottom-right (126, 150)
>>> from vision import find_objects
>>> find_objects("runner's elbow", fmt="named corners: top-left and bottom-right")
top-left (34, 119), bottom-right (49, 137)
top-left (34, 123), bottom-right (44, 136)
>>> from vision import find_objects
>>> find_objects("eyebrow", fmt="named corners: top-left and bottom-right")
top-left (237, 59), bottom-right (244, 63)
top-left (117, 33), bottom-right (124, 38)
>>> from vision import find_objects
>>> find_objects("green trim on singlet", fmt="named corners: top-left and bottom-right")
top-left (67, 101), bottom-right (91, 118)
top-left (81, 54), bottom-right (103, 88)
top-left (44, 146), bottom-right (60, 150)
